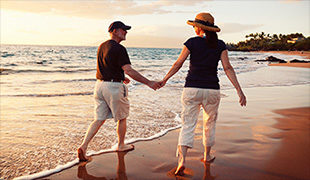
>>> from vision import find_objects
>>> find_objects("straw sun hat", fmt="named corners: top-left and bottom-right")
top-left (187, 12), bottom-right (221, 32)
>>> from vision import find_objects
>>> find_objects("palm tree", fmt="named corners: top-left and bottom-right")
top-left (272, 34), bottom-right (278, 41)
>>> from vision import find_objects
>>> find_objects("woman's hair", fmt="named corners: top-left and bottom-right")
top-left (203, 30), bottom-right (218, 49)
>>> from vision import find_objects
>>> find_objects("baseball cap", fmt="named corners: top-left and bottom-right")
top-left (108, 21), bottom-right (131, 32)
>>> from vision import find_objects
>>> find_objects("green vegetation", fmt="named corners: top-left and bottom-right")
top-left (227, 32), bottom-right (310, 51)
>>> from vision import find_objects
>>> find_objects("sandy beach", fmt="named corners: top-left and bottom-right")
top-left (36, 84), bottom-right (310, 180)
top-left (2, 47), bottom-right (310, 179)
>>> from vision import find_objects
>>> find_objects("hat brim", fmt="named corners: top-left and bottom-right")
top-left (122, 25), bottom-right (131, 30)
top-left (187, 20), bottom-right (220, 32)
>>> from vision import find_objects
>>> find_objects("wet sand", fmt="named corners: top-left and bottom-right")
top-left (269, 63), bottom-right (310, 68)
top-left (40, 85), bottom-right (310, 180)
top-left (264, 107), bottom-right (310, 180)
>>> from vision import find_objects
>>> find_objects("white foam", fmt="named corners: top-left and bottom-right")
top-left (14, 111), bottom-right (181, 180)
top-left (14, 160), bottom-right (79, 180)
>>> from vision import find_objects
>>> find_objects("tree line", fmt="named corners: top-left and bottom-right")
top-left (227, 32), bottom-right (310, 51)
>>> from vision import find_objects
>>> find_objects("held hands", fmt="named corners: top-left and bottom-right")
top-left (147, 81), bottom-right (162, 91)
top-left (147, 79), bottom-right (167, 91)
top-left (124, 76), bottom-right (163, 91)
top-left (159, 79), bottom-right (167, 88)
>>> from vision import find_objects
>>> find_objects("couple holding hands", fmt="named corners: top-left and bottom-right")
top-left (77, 12), bottom-right (246, 176)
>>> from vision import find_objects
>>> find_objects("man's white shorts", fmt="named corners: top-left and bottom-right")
top-left (94, 80), bottom-right (129, 122)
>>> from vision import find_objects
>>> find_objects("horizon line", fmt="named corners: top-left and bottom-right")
top-left (0, 43), bottom-right (183, 49)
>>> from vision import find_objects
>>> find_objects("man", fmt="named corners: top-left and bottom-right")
top-left (77, 21), bottom-right (161, 161)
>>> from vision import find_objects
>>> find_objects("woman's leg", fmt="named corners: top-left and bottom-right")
top-left (176, 88), bottom-right (201, 174)
top-left (175, 145), bottom-right (188, 175)
top-left (202, 89), bottom-right (220, 162)
top-left (204, 145), bottom-right (215, 162)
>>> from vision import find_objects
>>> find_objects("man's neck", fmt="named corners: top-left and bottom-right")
top-left (111, 36), bottom-right (121, 43)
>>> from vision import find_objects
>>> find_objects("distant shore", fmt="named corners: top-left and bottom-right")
top-left (257, 50), bottom-right (310, 59)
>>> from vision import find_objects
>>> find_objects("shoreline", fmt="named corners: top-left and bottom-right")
top-left (257, 50), bottom-right (310, 59)
top-left (18, 84), bottom-right (310, 180)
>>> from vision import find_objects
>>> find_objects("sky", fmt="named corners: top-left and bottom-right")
top-left (1, 0), bottom-right (309, 48)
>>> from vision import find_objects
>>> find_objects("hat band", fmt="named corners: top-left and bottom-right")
top-left (194, 19), bottom-right (218, 28)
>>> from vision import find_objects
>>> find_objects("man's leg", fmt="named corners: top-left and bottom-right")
top-left (116, 118), bottom-right (134, 151)
top-left (78, 120), bottom-right (105, 158)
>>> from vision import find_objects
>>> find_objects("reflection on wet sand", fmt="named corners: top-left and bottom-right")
top-left (77, 151), bottom-right (128, 180)
top-left (203, 163), bottom-right (216, 180)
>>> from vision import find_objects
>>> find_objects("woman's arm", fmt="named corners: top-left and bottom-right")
top-left (160, 46), bottom-right (190, 86)
top-left (221, 50), bottom-right (247, 106)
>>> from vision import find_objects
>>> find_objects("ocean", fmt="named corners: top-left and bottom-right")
top-left (1, 44), bottom-right (309, 179)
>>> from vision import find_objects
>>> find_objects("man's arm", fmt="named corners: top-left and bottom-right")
top-left (122, 64), bottom-right (161, 90)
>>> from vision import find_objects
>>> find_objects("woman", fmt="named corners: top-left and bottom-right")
top-left (160, 12), bottom-right (246, 176)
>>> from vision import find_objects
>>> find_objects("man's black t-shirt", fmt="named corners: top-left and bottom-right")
top-left (96, 40), bottom-right (131, 81)
top-left (184, 37), bottom-right (227, 89)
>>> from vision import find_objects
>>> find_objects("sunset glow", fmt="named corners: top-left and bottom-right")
top-left (1, 0), bottom-right (309, 48)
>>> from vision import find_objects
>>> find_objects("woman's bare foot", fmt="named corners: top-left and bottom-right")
top-left (116, 144), bottom-right (135, 152)
top-left (203, 154), bottom-right (216, 163)
top-left (175, 165), bottom-right (185, 176)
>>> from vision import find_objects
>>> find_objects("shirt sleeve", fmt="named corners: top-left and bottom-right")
top-left (219, 40), bottom-right (227, 53)
top-left (184, 38), bottom-right (193, 52)
top-left (118, 46), bottom-right (131, 67)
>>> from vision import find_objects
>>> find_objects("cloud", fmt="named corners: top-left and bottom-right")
top-left (18, 29), bottom-right (40, 34)
top-left (132, 24), bottom-right (193, 37)
top-left (1, 0), bottom-right (209, 19)
top-left (219, 23), bottom-right (263, 34)
top-left (281, 0), bottom-right (301, 3)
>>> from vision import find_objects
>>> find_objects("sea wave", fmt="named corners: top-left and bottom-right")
top-left (3, 92), bottom-right (93, 97)
top-left (13, 112), bottom-right (181, 180)
top-left (0, 68), bottom-right (95, 75)
top-left (1, 53), bottom-right (15, 58)
top-left (30, 78), bottom-right (96, 84)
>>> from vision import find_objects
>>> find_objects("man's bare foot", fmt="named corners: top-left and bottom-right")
top-left (202, 155), bottom-right (216, 163)
top-left (77, 147), bottom-right (90, 162)
top-left (116, 144), bottom-right (135, 152)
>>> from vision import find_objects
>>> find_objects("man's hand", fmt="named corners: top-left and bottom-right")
top-left (123, 77), bottom-right (130, 84)
top-left (147, 81), bottom-right (162, 91)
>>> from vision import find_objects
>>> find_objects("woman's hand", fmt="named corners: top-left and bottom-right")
top-left (238, 90), bottom-right (247, 106)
